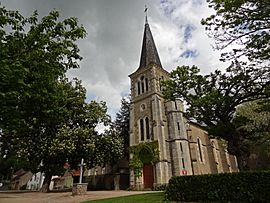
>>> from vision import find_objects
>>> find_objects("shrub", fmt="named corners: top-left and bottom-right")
top-left (154, 184), bottom-right (167, 191)
top-left (165, 171), bottom-right (270, 202)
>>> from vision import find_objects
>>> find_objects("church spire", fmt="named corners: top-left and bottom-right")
top-left (138, 8), bottom-right (162, 70)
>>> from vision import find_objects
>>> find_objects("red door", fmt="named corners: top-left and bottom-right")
top-left (143, 164), bottom-right (154, 189)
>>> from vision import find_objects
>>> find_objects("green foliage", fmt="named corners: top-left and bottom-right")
top-left (202, 0), bottom-right (270, 65)
top-left (0, 154), bottom-right (32, 179)
top-left (0, 5), bottom-right (87, 177)
top-left (97, 128), bottom-right (125, 167)
top-left (114, 97), bottom-right (130, 158)
top-left (0, 6), bottom-right (124, 192)
top-left (129, 141), bottom-right (159, 178)
top-left (235, 100), bottom-right (270, 170)
top-left (154, 184), bottom-right (167, 191)
top-left (164, 0), bottom-right (270, 171)
top-left (162, 64), bottom-right (269, 169)
top-left (165, 171), bottom-right (270, 202)
top-left (236, 100), bottom-right (270, 134)
top-left (47, 103), bottom-right (124, 170)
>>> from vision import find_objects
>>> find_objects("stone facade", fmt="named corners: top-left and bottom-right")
top-left (129, 17), bottom-right (238, 189)
top-left (10, 169), bottom-right (33, 190)
top-left (72, 183), bottom-right (88, 195)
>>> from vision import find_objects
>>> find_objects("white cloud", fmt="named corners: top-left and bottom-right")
top-left (2, 0), bottom-right (228, 118)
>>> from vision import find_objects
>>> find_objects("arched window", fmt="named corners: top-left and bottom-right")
top-left (137, 82), bottom-right (141, 95)
top-left (145, 78), bottom-right (148, 92)
top-left (140, 119), bottom-right (144, 141)
top-left (159, 76), bottom-right (164, 91)
top-left (139, 76), bottom-right (145, 94)
top-left (197, 138), bottom-right (204, 162)
top-left (145, 117), bottom-right (150, 139)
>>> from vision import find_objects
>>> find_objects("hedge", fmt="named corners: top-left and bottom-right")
top-left (165, 171), bottom-right (270, 202)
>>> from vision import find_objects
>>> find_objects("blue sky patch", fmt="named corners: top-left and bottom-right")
top-left (184, 24), bottom-right (196, 43)
top-left (159, 0), bottom-right (175, 18)
top-left (180, 49), bottom-right (199, 58)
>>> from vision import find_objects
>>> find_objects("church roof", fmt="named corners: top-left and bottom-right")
top-left (138, 17), bottom-right (162, 70)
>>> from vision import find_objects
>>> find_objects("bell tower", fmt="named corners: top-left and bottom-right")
top-left (129, 13), bottom-right (172, 188)
top-left (129, 11), bottom-right (193, 189)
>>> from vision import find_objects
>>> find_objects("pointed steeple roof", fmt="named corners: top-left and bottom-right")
top-left (138, 16), bottom-right (162, 70)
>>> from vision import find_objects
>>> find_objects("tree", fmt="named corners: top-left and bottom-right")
top-left (39, 98), bottom-right (111, 192)
top-left (0, 6), bottom-right (90, 191)
top-left (48, 100), bottom-right (112, 168)
top-left (0, 153), bottom-right (31, 181)
top-left (114, 97), bottom-right (130, 158)
top-left (162, 64), bottom-right (269, 170)
top-left (0, 6), bottom-right (124, 192)
top-left (50, 120), bottom-right (124, 190)
top-left (198, 0), bottom-right (270, 170)
top-left (163, 0), bottom-right (270, 170)
top-left (235, 100), bottom-right (270, 170)
top-left (201, 0), bottom-right (270, 65)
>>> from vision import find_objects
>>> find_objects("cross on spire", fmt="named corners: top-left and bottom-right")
top-left (144, 5), bottom-right (148, 24)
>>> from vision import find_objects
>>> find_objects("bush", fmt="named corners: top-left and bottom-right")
top-left (165, 171), bottom-right (270, 202)
top-left (154, 184), bottom-right (167, 191)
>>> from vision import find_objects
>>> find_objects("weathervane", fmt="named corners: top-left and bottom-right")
top-left (144, 5), bottom-right (148, 24)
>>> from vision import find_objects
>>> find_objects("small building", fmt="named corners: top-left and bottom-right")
top-left (50, 171), bottom-right (73, 190)
top-left (10, 169), bottom-right (33, 190)
top-left (26, 172), bottom-right (44, 191)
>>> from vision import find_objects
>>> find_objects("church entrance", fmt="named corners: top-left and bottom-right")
top-left (143, 164), bottom-right (154, 189)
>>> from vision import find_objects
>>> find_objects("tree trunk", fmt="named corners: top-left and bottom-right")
top-left (227, 133), bottom-right (249, 171)
top-left (111, 164), bottom-right (120, 190)
top-left (114, 173), bottom-right (120, 190)
top-left (40, 174), bottom-right (52, 192)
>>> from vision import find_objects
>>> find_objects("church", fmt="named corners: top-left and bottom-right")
top-left (128, 15), bottom-right (238, 189)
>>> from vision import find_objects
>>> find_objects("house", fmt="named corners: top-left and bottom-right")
top-left (10, 169), bottom-right (32, 190)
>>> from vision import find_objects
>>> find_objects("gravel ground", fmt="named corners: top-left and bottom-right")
top-left (0, 190), bottom-right (157, 203)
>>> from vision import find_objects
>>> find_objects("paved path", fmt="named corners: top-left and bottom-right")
top-left (0, 190), bottom-right (157, 203)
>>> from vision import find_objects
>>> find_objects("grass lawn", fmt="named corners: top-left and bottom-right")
top-left (82, 192), bottom-right (171, 203)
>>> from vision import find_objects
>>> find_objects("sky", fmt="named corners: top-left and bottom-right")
top-left (2, 0), bottom-right (229, 119)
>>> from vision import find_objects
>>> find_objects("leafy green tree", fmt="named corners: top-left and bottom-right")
top-left (0, 6), bottom-right (124, 192)
top-left (0, 153), bottom-right (31, 181)
top-left (0, 6), bottom-right (89, 191)
top-left (162, 64), bottom-right (269, 170)
top-left (235, 100), bottom-right (270, 170)
top-left (97, 129), bottom-right (124, 169)
top-left (48, 100), bottom-right (112, 168)
top-left (202, 0), bottom-right (270, 64)
top-left (163, 0), bottom-right (270, 170)
top-left (50, 120), bottom-right (124, 190)
top-left (114, 97), bottom-right (130, 158)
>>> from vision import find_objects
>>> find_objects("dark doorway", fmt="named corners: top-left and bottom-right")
top-left (143, 164), bottom-right (154, 189)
